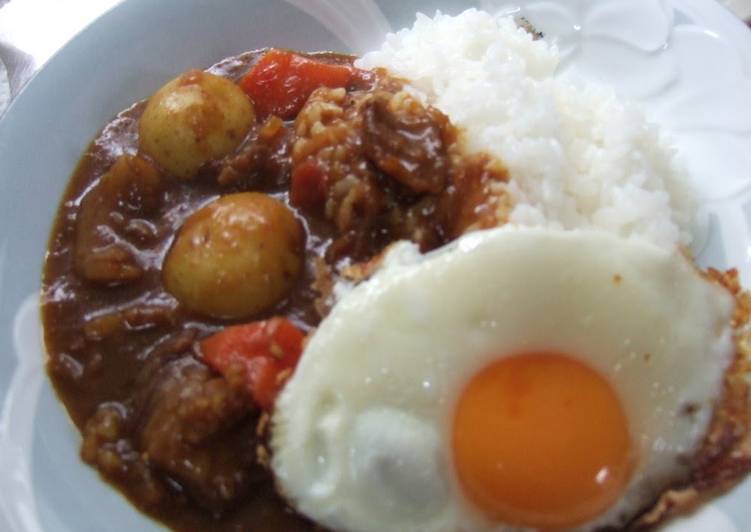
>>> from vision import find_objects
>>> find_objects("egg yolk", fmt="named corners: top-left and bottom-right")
top-left (452, 353), bottom-right (634, 529)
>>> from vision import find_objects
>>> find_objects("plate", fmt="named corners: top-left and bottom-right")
top-left (0, 0), bottom-right (750, 530)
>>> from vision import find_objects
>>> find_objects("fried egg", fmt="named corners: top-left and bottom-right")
top-left (271, 227), bottom-right (735, 531)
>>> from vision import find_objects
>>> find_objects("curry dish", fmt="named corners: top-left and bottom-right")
top-left (42, 49), bottom-right (506, 530)
top-left (41, 38), bottom-right (751, 530)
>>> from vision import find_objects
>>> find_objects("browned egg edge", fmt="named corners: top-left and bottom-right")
top-left (635, 268), bottom-right (751, 529)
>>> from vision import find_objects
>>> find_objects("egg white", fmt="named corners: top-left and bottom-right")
top-left (271, 227), bottom-right (735, 532)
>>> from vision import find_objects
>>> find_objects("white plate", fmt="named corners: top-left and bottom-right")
top-left (0, 0), bottom-right (750, 530)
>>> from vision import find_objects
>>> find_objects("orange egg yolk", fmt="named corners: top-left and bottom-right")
top-left (452, 353), bottom-right (634, 529)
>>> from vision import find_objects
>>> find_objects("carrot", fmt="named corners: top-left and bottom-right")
top-left (240, 49), bottom-right (373, 119)
top-left (200, 317), bottom-right (305, 410)
top-left (290, 159), bottom-right (328, 209)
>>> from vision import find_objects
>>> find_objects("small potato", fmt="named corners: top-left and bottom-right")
top-left (139, 70), bottom-right (254, 179)
top-left (163, 193), bottom-right (304, 319)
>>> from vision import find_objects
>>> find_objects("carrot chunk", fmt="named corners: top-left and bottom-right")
top-left (200, 317), bottom-right (305, 409)
top-left (240, 49), bottom-right (372, 119)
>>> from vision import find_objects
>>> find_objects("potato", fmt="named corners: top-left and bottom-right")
top-left (163, 193), bottom-right (304, 319)
top-left (139, 70), bottom-right (254, 179)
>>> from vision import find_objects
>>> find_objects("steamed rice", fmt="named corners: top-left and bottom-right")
top-left (356, 9), bottom-right (694, 249)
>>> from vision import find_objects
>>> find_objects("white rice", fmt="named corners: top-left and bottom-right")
top-left (356, 9), bottom-right (694, 249)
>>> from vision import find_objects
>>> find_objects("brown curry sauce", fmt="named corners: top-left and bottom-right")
top-left (42, 49), bottom-right (506, 531)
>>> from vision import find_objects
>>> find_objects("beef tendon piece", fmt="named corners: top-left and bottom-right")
top-left (81, 402), bottom-right (167, 508)
top-left (74, 154), bottom-right (163, 285)
top-left (362, 90), bottom-right (452, 194)
top-left (135, 356), bottom-right (260, 512)
top-left (217, 115), bottom-right (292, 189)
top-left (291, 81), bottom-right (507, 262)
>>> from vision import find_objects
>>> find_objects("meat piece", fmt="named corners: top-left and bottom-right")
top-left (74, 154), bottom-right (163, 285)
top-left (76, 239), bottom-right (143, 285)
top-left (290, 79), bottom-right (508, 265)
top-left (134, 356), bottom-right (260, 512)
top-left (217, 116), bottom-right (292, 189)
top-left (81, 402), bottom-right (167, 508)
top-left (83, 300), bottom-right (179, 341)
top-left (362, 91), bottom-right (451, 194)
